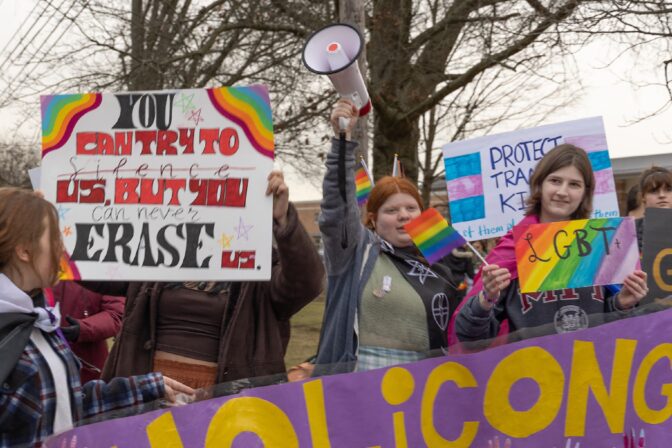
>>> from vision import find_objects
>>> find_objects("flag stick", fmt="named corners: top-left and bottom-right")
top-left (464, 240), bottom-right (488, 266)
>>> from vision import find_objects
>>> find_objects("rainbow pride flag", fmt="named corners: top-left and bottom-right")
top-left (404, 207), bottom-right (467, 265)
top-left (355, 161), bottom-right (373, 206)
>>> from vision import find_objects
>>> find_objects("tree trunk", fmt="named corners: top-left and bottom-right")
top-left (368, 0), bottom-right (425, 182)
top-left (372, 114), bottom-right (419, 181)
top-left (129, 0), bottom-right (164, 90)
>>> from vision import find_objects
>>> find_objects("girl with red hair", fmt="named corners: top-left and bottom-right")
top-left (314, 100), bottom-right (459, 373)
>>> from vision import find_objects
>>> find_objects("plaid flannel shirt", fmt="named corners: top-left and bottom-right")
top-left (0, 330), bottom-right (164, 447)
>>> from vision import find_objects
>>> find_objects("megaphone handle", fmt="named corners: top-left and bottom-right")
top-left (338, 131), bottom-right (349, 249)
top-left (339, 116), bottom-right (349, 132)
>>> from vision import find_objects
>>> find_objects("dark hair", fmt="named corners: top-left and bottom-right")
top-left (625, 184), bottom-right (641, 215)
top-left (525, 144), bottom-right (594, 220)
top-left (639, 166), bottom-right (672, 196)
top-left (365, 176), bottom-right (424, 229)
top-left (0, 188), bottom-right (62, 286)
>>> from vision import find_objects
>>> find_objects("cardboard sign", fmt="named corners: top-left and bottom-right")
top-left (641, 207), bottom-right (672, 304)
top-left (47, 309), bottom-right (672, 447)
top-left (442, 117), bottom-right (619, 241)
top-left (40, 86), bottom-right (274, 281)
top-left (516, 218), bottom-right (640, 293)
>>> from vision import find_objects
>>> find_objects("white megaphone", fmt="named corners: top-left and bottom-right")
top-left (302, 23), bottom-right (371, 129)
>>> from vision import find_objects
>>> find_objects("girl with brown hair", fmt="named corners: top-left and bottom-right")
top-left (635, 165), bottom-right (672, 251)
top-left (315, 100), bottom-right (458, 373)
top-left (0, 188), bottom-right (192, 447)
top-left (454, 144), bottom-right (648, 343)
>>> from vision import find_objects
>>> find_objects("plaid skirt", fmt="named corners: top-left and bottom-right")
top-left (355, 345), bottom-right (426, 372)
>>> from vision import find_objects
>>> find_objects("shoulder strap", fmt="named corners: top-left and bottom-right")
top-left (0, 313), bottom-right (37, 384)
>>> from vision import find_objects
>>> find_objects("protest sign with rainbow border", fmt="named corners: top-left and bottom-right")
top-left (40, 86), bottom-right (275, 281)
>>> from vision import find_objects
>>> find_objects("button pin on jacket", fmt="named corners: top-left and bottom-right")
top-left (373, 276), bottom-right (392, 298)
top-left (382, 276), bottom-right (392, 292)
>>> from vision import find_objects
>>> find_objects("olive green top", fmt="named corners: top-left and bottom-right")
top-left (358, 253), bottom-right (429, 351)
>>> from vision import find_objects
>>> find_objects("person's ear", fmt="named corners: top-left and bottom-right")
top-left (367, 212), bottom-right (376, 229)
top-left (14, 243), bottom-right (31, 263)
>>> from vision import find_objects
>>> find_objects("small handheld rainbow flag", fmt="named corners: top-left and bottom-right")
top-left (355, 159), bottom-right (373, 206)
top-left (404, 207), bottom-right (467, 265)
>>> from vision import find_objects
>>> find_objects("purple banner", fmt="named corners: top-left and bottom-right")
top-left (47, 310), bottom-right (672, 447)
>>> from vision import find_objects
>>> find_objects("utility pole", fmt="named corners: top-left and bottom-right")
top-left (339, 0), bottom-right (369, 168)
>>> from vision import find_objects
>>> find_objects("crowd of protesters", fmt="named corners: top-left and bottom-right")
top-left (1, 97), bottom-right (671, 446)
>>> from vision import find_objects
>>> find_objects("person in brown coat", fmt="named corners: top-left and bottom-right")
top-left (81, 171), bottom-right (325, 390)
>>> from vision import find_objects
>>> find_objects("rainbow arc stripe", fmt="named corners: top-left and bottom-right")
top-left (41, 93), bottom-right (102, 157)
top-left (207, 86), bottom-right (274, 159)
top-left (404, 208), bottom-right (467, 265)
top-left (355, 167), bottom-right (372, 206)
top-left (58, 252), bottom-right (81, 281)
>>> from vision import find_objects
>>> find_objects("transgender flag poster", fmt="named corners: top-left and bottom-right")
top-left (442, 117), bottom-right (619, 241)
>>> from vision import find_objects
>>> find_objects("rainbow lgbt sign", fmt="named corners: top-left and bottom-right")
top-left (515, 217), bottom-right (640, 293)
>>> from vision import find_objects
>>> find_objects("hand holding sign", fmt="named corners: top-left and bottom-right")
top-left (162, 376), bottom-right (196, 404)
top-left (267, 170), bottom-right (289, 229)
top-left (616, 270), bottom-right (648, 310)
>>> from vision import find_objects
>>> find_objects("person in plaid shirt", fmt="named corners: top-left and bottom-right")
top-left (0, 188), bottom-right (194, 447)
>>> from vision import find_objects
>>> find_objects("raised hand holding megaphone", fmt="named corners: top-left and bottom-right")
top-left (329, 99), bottom-right (359, 138)
top-left (302, 23), bottom-right (371, 132)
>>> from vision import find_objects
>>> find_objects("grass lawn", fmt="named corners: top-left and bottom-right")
top-left (284, 293), bottom-right (325, 368)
